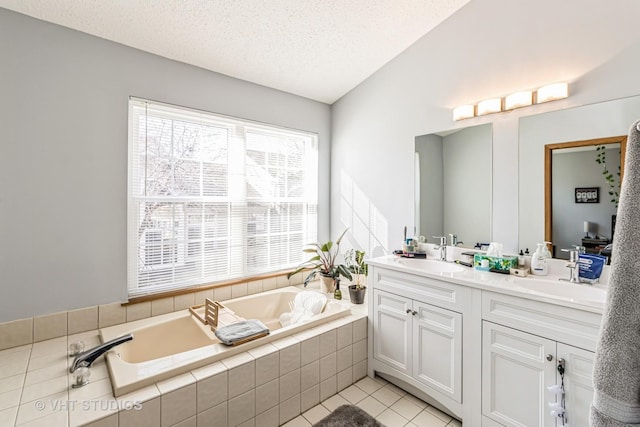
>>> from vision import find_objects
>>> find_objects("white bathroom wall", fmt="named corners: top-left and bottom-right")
top-left (0, 9), bottom-right (331, 322)
top-left (331, 0), bottom-right (640, 255)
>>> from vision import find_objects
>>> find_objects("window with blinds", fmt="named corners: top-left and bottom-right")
top-left (127, 98), bottom-right (318, 298)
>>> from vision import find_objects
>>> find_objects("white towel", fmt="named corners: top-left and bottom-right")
top-left (214, 319), bottom-right (269, 346)
top-left (590, 120), bottom-right (640, 426)
top-left (279, 291), bottom-right (327, 327)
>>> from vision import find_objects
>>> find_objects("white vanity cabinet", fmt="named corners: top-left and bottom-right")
top-left (373, 289), bottom-right (462, 402)
top-left (370, 267), bottom-right (472, 418)
top-left (367, 257), bottom-right (603, 427)
top-left (481, 292), bottom-right (600, 427)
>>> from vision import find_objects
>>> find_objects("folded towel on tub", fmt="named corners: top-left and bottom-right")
top-left (214, 319), bottom-right (269, 346)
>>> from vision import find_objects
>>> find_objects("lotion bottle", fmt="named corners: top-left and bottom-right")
top-left (530, 243), bottom-right (548, 276)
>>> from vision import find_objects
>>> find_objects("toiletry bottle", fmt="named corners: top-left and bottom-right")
top-left (518, 250), bottom-right (525, 267)
top-left (530, 243), bottom-right (549, 276)
top-left (333, 278), bottom-right (342, 300)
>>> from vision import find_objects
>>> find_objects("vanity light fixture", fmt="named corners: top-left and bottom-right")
top-left (505, 90), bottom-right (533, 110)
top-left (452, 81), bottom-right (569, 121)
top-left (453, 104), bottom-right (475, 121)
top-left (536, 82), bottom-right (569, 103)
top-left (476, 98), bottom-right (502, 116)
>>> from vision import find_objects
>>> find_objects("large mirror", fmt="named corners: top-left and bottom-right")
top-left (415, 124), bottom-right (492, 248)
top-left (545, 136), bottom-right (626, 258)
top-left (519, 95), bottom-right (640, 254)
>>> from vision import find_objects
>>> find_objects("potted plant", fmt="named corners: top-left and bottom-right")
top-left (287, 229), bottom-right (352, 293)
top-left (345, 249), bottom-right (368, 304)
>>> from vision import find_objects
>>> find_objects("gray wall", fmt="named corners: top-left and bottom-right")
top-left (331, 0), bottom-right (640, 256)
top-left (552, 148), bottom-right (619, 257)
top-left (415, 134), bottom-right (444, 239)
top-left (0, 9), bottom-right (331, 322)
top-left (443, 125), bottom-right (491, 247)
top-left (415, 124), bottom-right (491, 247)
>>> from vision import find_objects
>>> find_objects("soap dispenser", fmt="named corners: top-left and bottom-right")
top-left (530, 243), bottom-right (549, 276)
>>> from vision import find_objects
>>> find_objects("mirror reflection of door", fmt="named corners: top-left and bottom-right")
top-left (545, 136), bottom-right (626, 259)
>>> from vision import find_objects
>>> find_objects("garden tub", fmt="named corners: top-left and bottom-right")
top-left (101, 286), bottom-right (351, 396)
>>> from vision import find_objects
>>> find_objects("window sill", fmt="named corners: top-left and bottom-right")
top-left (123, 269), bottom-right (297, 306)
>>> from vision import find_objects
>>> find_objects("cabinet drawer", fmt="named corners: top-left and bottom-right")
top-left (482, 291), bottom-right (602, 351)
top-left (373, 267), bottom-right (466, 312)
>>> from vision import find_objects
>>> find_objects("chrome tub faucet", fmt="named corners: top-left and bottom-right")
top-left (70, 333), bottom-right (133, 373)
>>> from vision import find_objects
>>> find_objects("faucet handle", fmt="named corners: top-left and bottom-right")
top-left (561, 248), bottom-right (579, 262)
top-left (432, 236), bottom-right (447, 246)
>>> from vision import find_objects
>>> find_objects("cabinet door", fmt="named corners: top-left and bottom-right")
top-left (482, 322), bottom-right (557, 427)
top-left (373, 289), bottom-right (412, 375)
top-left (557, 343), bottom-right (595, 427)
top-left (413, 301), bottom-right (462, 402)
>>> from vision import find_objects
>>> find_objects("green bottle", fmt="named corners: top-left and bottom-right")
top-left (333, 278), bottom-right (342, 300)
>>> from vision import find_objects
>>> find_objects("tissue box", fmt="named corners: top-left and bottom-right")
top-left (473, 254), bottom-right (518, 272)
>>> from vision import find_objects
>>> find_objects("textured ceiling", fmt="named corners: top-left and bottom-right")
top-left (0, 0), bottom-right (469, 104)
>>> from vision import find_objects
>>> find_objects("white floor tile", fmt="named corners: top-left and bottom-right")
top-left (411, 408), bottom-right (448, 427)
top-left (320, 394), bottom-right (349, 412)
top-left (425, 405), bottom-right (453, 423)
top-left (354, 376), bottom-right (384, 395)
top-left (282, 415), bottom-right (311, 427)
top-left (376, 408), bottom-right (409, 426)
top-left (302, 403), bottom-right (330, 424)
top-left (371, 385), bottom-right (403, 407)
top-left (390, 396), bottom-right (424, 420)
top-left (356, 396), bottom-right (386, 418)
top-left (338, 385), bottom-right (367, 404)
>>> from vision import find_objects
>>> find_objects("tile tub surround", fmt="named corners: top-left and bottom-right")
top-left (0, 272), bottom-right (304, 352)
top-left (0, 311), bottom-right (367, 426)
top-left (102, 287), bottom-right (352, 397)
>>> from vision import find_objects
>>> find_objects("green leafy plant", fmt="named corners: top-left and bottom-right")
top-left (345, 249), bottom-right (368, 289)
top-left (287, 229), bottom-right (352, 286)
top-left (595, 145), bottom-right (621, 208)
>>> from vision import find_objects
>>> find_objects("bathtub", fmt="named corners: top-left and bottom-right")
top-left (101, 286), bottom-right (351, 397)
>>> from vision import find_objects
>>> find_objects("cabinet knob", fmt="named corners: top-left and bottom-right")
top-left (546, 354), bottom-right (553, 361)
top-left (412, 310), bottom-right (418, 316)
top-left (406, 309), bottom-right (412, 314)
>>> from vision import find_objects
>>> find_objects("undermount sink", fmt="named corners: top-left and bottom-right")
top-left (511, 277), bottom-right (607, 305)
top-left (393, 257), bottom-right (465, 274)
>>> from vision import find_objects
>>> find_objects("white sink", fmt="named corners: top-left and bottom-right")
top-left (393, 258), bottom-right (465, 274)
top-left (511, 277), bottom-right (607, 305)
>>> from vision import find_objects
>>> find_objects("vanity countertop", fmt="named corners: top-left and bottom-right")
top-left (367, 255), bottom-right (607, 314)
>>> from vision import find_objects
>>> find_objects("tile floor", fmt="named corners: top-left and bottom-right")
top-left (283, 375), bottom-right (462, 427)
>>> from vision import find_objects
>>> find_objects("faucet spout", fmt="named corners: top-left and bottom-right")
top-left (432, 236), bottom-right (448, 261)
top-left (70, 333), bottom-right (133, 373)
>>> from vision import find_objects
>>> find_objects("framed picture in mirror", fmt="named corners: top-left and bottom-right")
top-left (575, 187), bottom-right (599, 203)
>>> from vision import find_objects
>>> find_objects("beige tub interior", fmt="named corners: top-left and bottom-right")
top-left (101, 286), bottom-right (351, 396)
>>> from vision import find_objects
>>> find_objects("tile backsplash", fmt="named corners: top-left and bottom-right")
top-left (0, 273), bottom-right (304, 351)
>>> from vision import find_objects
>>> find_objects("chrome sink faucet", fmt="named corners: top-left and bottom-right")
top-left (70, 333), bottom-right (133, 373)
top-left (433, 236), bottom-right (447, 261)
top-left (560, 246), bottom-right (585, 284)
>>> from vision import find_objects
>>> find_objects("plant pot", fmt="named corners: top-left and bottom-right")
top-left (348, 285), bottom-right (367, 304)
top-left (320, 275), bottom-right (336, 293)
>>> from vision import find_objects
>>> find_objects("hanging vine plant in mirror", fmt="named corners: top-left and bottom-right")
top-left (595, 145), bottom-right (621, 208)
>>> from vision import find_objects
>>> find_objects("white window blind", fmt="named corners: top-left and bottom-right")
top-left (128, 98), bottom-right (318, 298)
